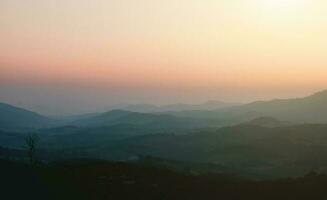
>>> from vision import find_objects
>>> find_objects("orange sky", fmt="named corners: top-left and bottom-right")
top-left (1, 0), bottom-right (327, 114)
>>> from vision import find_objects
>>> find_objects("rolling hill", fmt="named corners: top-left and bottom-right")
top-left (241, 117), bottom-right (292, 128)
top-left (0, 103), bottom-right (55, 131)
top-left (227, 90), bottom-right (327, 123)
top-left (71, 109), bottom-right (214, 129)
top-left (165, 90), bottom-right (327, 125)
top-left (123, 101), bottom-right (240, 113)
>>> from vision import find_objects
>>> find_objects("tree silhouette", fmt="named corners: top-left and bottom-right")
top-left (25, 133), bottom-right (39, 164)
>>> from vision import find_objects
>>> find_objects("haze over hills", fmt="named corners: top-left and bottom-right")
top-left (1, 89), bottom-right (327, 131)
top-left (123, 101), bottom-right (240, 113)
top-left (0, 100), bottom-right (241, 131)
top-left (2, 90), bottom-right (327, 179)
top-left (71, 109), bottom-right (215, 129)
top-left (225, 90), bottom-right (327, 123)
top-left (165, 90), bottom-right (327, 124)
top-left (4, 0), bottom-right (327, 198)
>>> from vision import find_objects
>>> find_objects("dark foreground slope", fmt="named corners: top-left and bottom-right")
top-left (2, 159), bottom-right (327, 200)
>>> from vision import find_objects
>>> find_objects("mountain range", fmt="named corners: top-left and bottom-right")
top-left (2, 90), bottom-right (327, 178)
top-left (226, 90), bottom-right (327, 123)
top-left (1, 90), bottom-right (327, 131)
top-left (165, 90), bottom-right (327, 124)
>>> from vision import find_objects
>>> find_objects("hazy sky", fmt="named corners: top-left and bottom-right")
top-left (1, 0), bottom-right (327, 115)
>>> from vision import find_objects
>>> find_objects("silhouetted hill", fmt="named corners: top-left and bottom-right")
top-left (123, 104), bottom-right (159, 112)
top-left (0, 103), bottom-right (54, 131)
top-left (164, 90), bottom-right (327, 125)
top-left (229, 90), bottom-right (327, 123)
top-left (71, 109), bottom-right (212, 129)
top-left (241, 117), bottom-right (291, 128)
top-left (161, 109), bottom-right (262, 128)
top-left (72, 110), bottom-right (131, 126)
top-left (124, 101), bottom-right (239, 113)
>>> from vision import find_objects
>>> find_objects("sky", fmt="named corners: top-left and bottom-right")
top-left (1, 0), bottom-right (327, 115)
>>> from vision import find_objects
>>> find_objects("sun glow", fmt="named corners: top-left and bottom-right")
top-left (259, 0), bottom-right (306, 10)
top-left (256, 0), bottom-right (308, 18)
top-left (2, 0), bottom-right (327, 108)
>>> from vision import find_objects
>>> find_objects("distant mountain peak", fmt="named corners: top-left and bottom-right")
top-left (104, 109), bottom-right (132, 114)
top-left (308, 89), bottom-right (327, 99)
top-left (243, 116), bottom-right (290, 128)
top-left (0, 102), bottom-right (53, 131)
